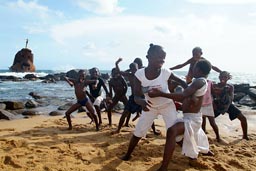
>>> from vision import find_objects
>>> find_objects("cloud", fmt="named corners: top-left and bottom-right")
top-left (75, 0), bottom-right (124, 15)
top-left (188, 0), bottom-right (256, 4)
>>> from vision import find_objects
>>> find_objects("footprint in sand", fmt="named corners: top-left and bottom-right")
top-left (3, 156), bottom-right (22, 168)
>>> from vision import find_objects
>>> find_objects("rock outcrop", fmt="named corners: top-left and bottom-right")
top-left (9, 48), bottom-right (36, 72)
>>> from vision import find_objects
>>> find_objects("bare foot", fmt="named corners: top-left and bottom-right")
top-left (202, 150), bottom-right (214, 156)
top-left (67, 127), bottom-right (72, 130)
top-left (243, 136), bottom-right (249, 140)
top-left (120, 154), bottom-right (131, 161)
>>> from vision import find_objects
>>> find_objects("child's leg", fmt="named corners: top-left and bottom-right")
top-left (65, 103), bottom-right (81, 130)
top-left (132, 111), bottom-right (140, 122)
top-left (124, 112), bottom-right (131, 127)
top-left (207, 116), bottom-right (220, 141)
top-left (236, 113), bottom-right (249, 140)
top-left (107, 97), bottom-right (118, 126)
top-left (158, 122), bottom-right (185, 171)
top-left (202, 116), bottom-right (207, 133)
top-left (112, 110), bottom-right (130, 134)
top-left (121, 135), bottom-right (141, 161)
top-left (85, 102), bottom-right (99, 131)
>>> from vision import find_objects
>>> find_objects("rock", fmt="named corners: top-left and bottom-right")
top-left (66, 69), bottom-right (81, 80)
top-left (58, 102), bottom-right (74, 110)
top-left (234, 92), bottom-right (246, 102)
top-left (248, 88), bottom-right (256, 99)
top-left (25, 100), bottom-right (39, 108)
top-left (0, 103), bottom-right (6, 110)
top-left (239, 95), bottom-right (256, 106)
top-left (233, 83), bottom-right (250, 93)
top-left (22, 110), bottom-right (41, 116)
top-left (49, 111), bottom-right (63, 116)
top-left (0, 109), bottom-right (17, 120)
top-left (24, 74), bottom-right (37, 80)
top-left (3, 101), bottom-right (24, 110)
top-left (29, 92), bottom-right (42, 99)
top-left (9, 48), bottom-right (36, 72)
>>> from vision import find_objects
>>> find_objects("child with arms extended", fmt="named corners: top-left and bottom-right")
top-left (212, 71), bottom-right (249, 140)
top-left (64, 70), bottom-right (99, 131)
top-left (107, 68), bottom-right (128, 126)
top-left (170, 47), bottom-right (221, 83)
top-left (121, 44), bottom-right (187, 160)
top-left (148, 59), bottom-right (214, 171)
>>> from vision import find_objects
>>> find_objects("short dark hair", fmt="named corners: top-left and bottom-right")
top-left (195, 59), bottom-right (212, 75)
top-left (146, 43), bottom-right (166, 59)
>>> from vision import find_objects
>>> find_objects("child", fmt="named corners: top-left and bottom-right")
top-left (170, 47), bottom-right (221, 83)
top-left (212, 71), bottom-right (249, 140)
top-left (107, 68), bottom-right (128, 126)
top-left (64, 70), bottom-right (99, 131)
top-left (88, 67), bottom-right (110, 125)
top-left (148, 59), bottom-right (214, 171)
top-left (201, 80), bottom-right (220, 142)
top-left (121, 44), bottom-right (187, 161)
top-left (111, 58), bottom-right (160, 135)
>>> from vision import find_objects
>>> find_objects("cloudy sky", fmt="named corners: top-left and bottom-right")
top-left (0, 0), bottom-right (256, 73)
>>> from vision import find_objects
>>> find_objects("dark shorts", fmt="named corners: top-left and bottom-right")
top-left (124, 95), bottom-right (142, 114)
top-left (214, 104), bottom-right (241, 121)
top-left (77, 97), bottom-right (89, 106)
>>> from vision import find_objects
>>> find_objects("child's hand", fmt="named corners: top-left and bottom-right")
top-left (116, 58), bottom-right (123, 64)
top-left (148, 88), bottom-right (162, 97)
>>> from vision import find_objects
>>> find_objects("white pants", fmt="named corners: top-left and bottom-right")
top-left (93, 96), bottom-right (103, 107)
top-left (134, 102), bottom-right (177, 137)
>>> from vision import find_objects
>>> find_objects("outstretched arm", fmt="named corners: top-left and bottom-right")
top-left (169, 58), bottom-right (192, 70)
top-left (212, 65), bottom-right (222, 73)
top-left (64, 76), bottom-right (75, 87)
top-left (170, 73), bottom-right (188, 89)
top-left (115, 57), bottom-right (130, 77)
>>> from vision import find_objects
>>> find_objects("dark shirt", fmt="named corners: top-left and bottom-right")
top-left (88, 78), bottom-right (105, 98)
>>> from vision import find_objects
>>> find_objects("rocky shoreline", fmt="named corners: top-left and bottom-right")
top-left (1, 70), bottom-right (256, 120)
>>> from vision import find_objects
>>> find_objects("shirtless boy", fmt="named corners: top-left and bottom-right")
top-left (64, 70), bottom-right (99, 131)
top-left (212, 71), bottom-right (249, 140)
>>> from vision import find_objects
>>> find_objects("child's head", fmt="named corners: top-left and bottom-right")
top-left (192, 47), bottom-right (203, 58)
top-left (193, 59), bottom-right (211, 78)
top-left (146, 43), bottom-right (166, 69)
top-left (111, 68), bottom-right (119, 78)
top-left (133, 58), bottom-right (143, 69)
top-left (219, 71), bottom-right (232, 84)
top-left (129, 62), bottom-right (138, 74)
top-left (90, 67), bottom-right (100, 78)
top-left (78, 69), bottom-right (86, 81)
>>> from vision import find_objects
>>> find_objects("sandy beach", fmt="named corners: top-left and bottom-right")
top-left (1, 107), bottom-right (256, 171)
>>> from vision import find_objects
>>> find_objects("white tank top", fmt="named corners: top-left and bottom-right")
top-left (135, 68), bottom-right (173, 108)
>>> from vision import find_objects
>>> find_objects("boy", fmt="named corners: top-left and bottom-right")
top-left (64, 70), bottom-right (99, 131)
top-left (121, 44), bottom-right (187, 160)
top-left (170, 47), bottom-right (221, 83)
top-left (88, 67), bottom-right (110, 125)
top-left (212, 71), bottom-right (249, 140)
top-left (148, 59), bottom-right (214, 171)
top-left (107, 68), bottom-right (128, 126)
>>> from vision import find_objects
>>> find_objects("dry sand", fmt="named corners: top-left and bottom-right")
top-left (0, 107), bottom-right (256, 171)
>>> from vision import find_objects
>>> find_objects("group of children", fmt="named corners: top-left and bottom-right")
top-left (64, 44), bottom-right (249, 171)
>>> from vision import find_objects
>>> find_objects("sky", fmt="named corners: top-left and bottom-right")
top-left (0, 0), bottom-right (256, 73)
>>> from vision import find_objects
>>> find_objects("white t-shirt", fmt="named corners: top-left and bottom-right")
top-left (135, 68), bottom-right (173, 108)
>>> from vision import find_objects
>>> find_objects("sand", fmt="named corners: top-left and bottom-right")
top-left (0, 107), bottom-right (256, 171)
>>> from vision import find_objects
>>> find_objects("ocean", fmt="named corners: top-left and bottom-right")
top-left (1, 69), bottom-right (256, 106)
